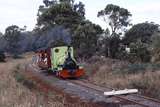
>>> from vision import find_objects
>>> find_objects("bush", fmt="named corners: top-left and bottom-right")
top-left (151, 32), bottom-right (160, 62)
top-left (128, 40), bottom-right (151, 62)
top-left (113, 63), bottom-right (160, 74)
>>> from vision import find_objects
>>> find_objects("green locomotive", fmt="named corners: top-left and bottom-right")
top-left (36, 46), bottom-right (85, 78)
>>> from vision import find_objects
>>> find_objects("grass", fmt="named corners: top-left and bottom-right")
top-left (13, 65), bottom-right (36, 90)
top-left (113, 63), bottom-right (160, 74)
top-left (3, 52), bottom-right (160, 106)
top-left (0, 53), bottom-right (92, 107)
top-left (85, 56), bottom-right (160, 99)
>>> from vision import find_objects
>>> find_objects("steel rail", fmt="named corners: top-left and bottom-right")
top-left (82, 79), bottom-right (160, 105)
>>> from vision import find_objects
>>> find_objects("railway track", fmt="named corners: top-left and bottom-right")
top-left (26, 64), bottom-right (160, 107)
top-left (69, 79), bottom-right (160, 107)
top-left (87, 80), bottom-right (160, 106)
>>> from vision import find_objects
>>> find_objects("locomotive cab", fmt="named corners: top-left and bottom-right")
top-left (51, 46), bottom-right (85, 78)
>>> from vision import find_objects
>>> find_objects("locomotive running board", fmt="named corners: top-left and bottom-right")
top-left (104, 89), bottom-right (138, 96)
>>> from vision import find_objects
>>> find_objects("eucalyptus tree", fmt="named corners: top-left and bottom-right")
top-left (97, 4), bottom-right (132, 58)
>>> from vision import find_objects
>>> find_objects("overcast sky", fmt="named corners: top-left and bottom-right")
top-left (0, 0), bottom-right (160, 33)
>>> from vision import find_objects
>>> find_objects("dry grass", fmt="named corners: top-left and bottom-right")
top-left (85, 56), bottom-right (160, 99)
top-left (0, 53), bottom-right (91, 107)
top-left (3, 52), bottom-right (160, 106)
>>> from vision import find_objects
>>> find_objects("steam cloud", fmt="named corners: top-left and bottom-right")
top-left (0, 26), bottom-right (71, 54)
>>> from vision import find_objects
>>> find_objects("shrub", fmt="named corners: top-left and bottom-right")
top-left (114, 63), bottom-right (160, 74)
top-left (128, 40), bottom-right (151, 62)
top-left (151, 32), bottom-right (160, 62)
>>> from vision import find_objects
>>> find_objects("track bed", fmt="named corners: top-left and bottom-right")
top-left (24, 64), bottom-right (160, 107)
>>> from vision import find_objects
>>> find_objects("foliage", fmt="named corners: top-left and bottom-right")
top-left (122, 22), bottom-right (159, 62)
top-left (115, 40), bottom-right (151, 63)
top-left (37, 0), bottom-right (85, 32)
top-left (150, 32), bottom-right (160, 62)
top-left (5, 25), bottom-right (21, 41)
top-left (105, 34), bottom-right (121, 58)
top-left (73, 20), bottom-right (103, 58)
top-left (128, 40), bottom-right (151, 62)
top-left (0, 25), bottom-right (73, 55)
top-left (114, 63), bottom-right (160, 75)
top-left (123, 22), bottom-right (159, 45)
top-left (43, 0), bottom-right (56, 7)
top-left (97, 4), bottom-right (131, 58)
top-left (4, 25), bottom-right (22, 56)
top-left (36, 0), bottom-right (104, 59)
top-left (97, 4), bottom-right (131, 35)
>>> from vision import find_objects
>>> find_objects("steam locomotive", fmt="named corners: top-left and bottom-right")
top-left (34, 46), bottom-right (85, 78)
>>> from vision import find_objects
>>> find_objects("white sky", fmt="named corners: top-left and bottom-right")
top-left (0, 0), bottom-right (160, 33)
